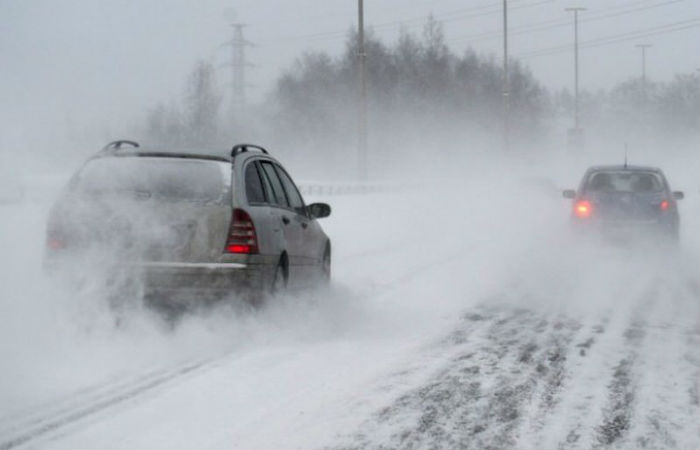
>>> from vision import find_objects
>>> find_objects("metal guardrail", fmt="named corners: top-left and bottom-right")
top-left (297, 182), bottom-right (404, 196)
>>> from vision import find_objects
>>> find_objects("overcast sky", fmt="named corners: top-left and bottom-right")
top-left (1, 0), bottom-right (698, 153)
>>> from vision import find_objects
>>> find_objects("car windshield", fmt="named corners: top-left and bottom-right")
top-left (586, 171), bottom-right (663, 193)
top-left (74, 157), bottom-right (229, 203)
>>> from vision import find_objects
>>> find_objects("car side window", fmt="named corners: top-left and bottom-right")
top-left (255, 162), bottom-right (275, 204)
top-left (244, 162), bottom-right (265, 204)
top-left (275, 165), bottom-right (306, 216)
top-left (260, 161), bottom-right (289, 207)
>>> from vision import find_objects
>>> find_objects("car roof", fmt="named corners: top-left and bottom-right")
top-left (100, 146), bottom-right (232, 162)
top-left (585, 164), bottom-right (663, 173)
top-left (91, 142), bottom-right (274, 164)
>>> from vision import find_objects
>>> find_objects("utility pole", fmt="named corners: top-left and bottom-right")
top-left (635, 44), bottom-right (652, 100)
top-left (227, 23), bottom-right (254, 121)
top-left (357, 0), bottom-right (368, 180)
top-left (565, 7), bottom-right (586, 150)
top-left (696, 68), bottom-right (700, 133)
top-left (502, 0), bottom-right (510, 152)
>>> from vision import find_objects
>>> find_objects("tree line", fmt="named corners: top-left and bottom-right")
top-left (140, 16), bottom-right (699, 153)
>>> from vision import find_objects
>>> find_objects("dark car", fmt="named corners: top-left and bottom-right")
top-left (562, 164), bottom-right (683, 240)
top-left (44, 140), bottom-right (332, 305)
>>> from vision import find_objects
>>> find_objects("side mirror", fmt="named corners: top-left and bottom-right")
top-left (308, 202), bottom-right (331, 219)
top-left (562, 189), bottom-right (576, 199)
top-left (673, 191), bottom-right (684, 200)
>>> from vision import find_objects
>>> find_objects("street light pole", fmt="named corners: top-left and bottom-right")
top-left (565, 7), bottom-right (586, 150)
top-left (357, 0), bottom-right (368, 180)
top-left (635, 44), bottom-right (652, 99)
top-left (565, 7), bottom-right (585, 130)
top-left (503, 0), bottom-right (510, 152)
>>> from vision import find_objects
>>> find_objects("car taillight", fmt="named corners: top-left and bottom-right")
top-left (660, 200), bottom-right (669, 211)
top-left (46, 228), bottom-right (67, 250)
top-left (574, 200), bottom-right (593, 218)
top-left (46, 236), bottom-right (66, 250)
top-left (225, 209), bottom-right (258, 254)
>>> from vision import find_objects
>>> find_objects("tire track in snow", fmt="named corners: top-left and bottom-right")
top-left (556, 280), bottom-right (672, 449)
top-left (463, 313), bottom-right (580, 450)
top-left (513, 315), bottom-right (588, 446)
top-left (534, 316), bottom-right (615, 450)
top-left (622, 278), bottom-right (700, 450)
top-left (0, 236), bottom-right (475, 450)
top-left (591, 279), bottom-right (696, 450)
top-left (336, 305), bottom-right (583, 450)
top-left (333, 266), bottom-right (699, 450)
top-left (0, 357), bottom-right (220, 450)
top-left (522, 277), bottom-right (663, 450)
top-left (594, 326), bottom-right (645, 448)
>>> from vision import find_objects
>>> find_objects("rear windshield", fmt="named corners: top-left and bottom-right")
top-left (585, 171), bottom-right (664, 193)
top-left (74, 157), bottom-right (230, 203)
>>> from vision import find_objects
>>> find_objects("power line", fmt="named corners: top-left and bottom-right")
top-left (243, 0), bottom-right (697, 83)
top-left (577, 22), bottom-right (698, 49)
top-left (263, 4), bottom-right (505, 43)
top-left (263, 0), bottom-right (501, 30)
top-left (254, 0), bottom-right (691, 59)
top-left (365, 0), bottom-right (552, 32)
top-left (258, 0), bottom-right (552, 45)
top-left (519, 24), bottom-right (698, 59)
top-left (455, 0), bottom-right (671, 40)
top-left (515, 18), bottom-right (699, 58)
top-left (447, 0), bottom-right (685, 44)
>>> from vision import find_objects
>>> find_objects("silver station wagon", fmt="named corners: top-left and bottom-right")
top-left (45, 141), bottom-right (332, 305)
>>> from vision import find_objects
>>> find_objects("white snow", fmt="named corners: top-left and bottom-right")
top-left (0, 148), bottom-right (697, 450)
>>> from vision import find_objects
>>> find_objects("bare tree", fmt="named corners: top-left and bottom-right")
top-left (184, 60), bottom-right (222, 146)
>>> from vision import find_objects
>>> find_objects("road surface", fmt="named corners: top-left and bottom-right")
top-left (0, 161), bottom-right (697, 450)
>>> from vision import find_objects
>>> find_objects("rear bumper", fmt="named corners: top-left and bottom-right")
top-left (134, 261), bottom-right (262, 294)
top-left (571, 217), bottom-right (678, 239)
top-left (43, 257), bottom-right (270, 297)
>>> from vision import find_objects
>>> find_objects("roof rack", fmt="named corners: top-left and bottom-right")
top-left (231, 143), bottom-right (268, 158)
top-left (102, 140), bottom-right (140, 152)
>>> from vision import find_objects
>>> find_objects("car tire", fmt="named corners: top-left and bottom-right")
top-left (270, 257), bottom-right (287, 295)
top-left (320, 247), bottom-right (331, 284)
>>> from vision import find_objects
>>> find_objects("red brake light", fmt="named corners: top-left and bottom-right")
top-left (227, 244), bottom-right (252, 254)
top-left (46, 237), bottom-right (66, 250)
top-left (225, 209), bottom-right (258, 254)
top-left (660, 200), bottom-right (669, 210)
top-left (46, 227), bottom-right (67, 250)
top-left (574, 200), bottom-right (593, 218)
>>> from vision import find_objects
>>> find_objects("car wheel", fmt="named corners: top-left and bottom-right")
top-left (320, 247), bottom-right (331, 284)
top-left (270, 258), bottom-right (287, 295)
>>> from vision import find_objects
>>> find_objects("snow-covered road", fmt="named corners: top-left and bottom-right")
top-left (0, 156), bottom-right (697, 450)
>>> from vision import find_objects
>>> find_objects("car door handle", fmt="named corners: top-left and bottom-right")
top-left (301, 222), bottom-right (308, 229)
top-left (282, 216), bottom-right (290, 225)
